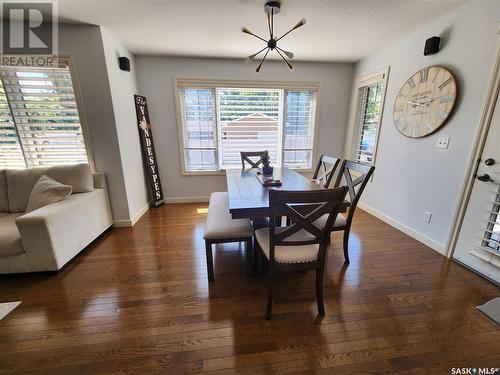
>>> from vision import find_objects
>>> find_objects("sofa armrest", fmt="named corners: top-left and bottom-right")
top-left (93, 172), bottom-right (107, 189)
top-left (15, 189), bottom-right (112, 271)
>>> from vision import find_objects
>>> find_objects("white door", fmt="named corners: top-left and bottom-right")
top-left (453, 84), bottom-right (500, 283)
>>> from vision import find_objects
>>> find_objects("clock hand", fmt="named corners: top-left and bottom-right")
top-left (428, 95), bottom-right (453, 103)
top-left (406, 100), bottom-right (427, 107)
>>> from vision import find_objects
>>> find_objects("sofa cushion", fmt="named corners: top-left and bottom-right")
top-left (46, 164), bottom-right (94, 193)
top-left (0, 212), bottom-right (9, 218)
top-left (7, 164), bottom-right (93, 213)
top-left (0, 170), bottom-right (8, 212)
top-left (0, 213), bottom-right (24, 257)
top-left (25, 175), bottom-right (72, 213)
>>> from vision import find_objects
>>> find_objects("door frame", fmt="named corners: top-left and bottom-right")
top-left (446, 23), bottom-right (500, 258)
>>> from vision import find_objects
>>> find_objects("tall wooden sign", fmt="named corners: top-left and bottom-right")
top-left (134, 95), bottom-right (165, 207)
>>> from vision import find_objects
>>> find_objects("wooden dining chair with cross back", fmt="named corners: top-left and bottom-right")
top-left (240, 151), bottom-right (266, 169)
top-left (315, 160), bottom-right (375, 264)
top-left (312, 154), bottom-right (341, 188)
top-left (285, 154), bottom-right (341, 227)
top-left (254, 186), bottom-right (349, 319)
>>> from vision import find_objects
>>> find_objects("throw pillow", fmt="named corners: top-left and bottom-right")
top-left (25, 175), bottom-right (72, 213)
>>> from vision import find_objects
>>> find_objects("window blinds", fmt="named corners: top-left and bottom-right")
top-left (178, 85), bottom-right (318, 172)
top-left (470, 185), bottom-right (500, 267)
top-left (351, 81), bottom-right (384, 165)
top-left (0, 63), bottom-right (88, 168)
top-left (284, 90), bottom-right (316, 169)
top-left (0, 79), bottom-right (25, 168)
top-left (179, 88), bottom-right (217, 171)
top-left (217, 88), bottom-right (281, 169)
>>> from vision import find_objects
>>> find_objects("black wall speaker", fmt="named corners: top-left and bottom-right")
top-left (119, 56), bottom-right (131, 71)
top-left (424, 36), bottom-right (440, 56)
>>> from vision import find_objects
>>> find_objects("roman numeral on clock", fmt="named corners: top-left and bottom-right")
top-left (437, 110), bottom-right (449, 118)
top-left (420, 68), bottom-right (429, 83)
top-left (408, 78), bottom-right (416, 88)
top-left (439, 78), bottom-right (452, 90)
top-left (440, 94), bottom-right (455, 103)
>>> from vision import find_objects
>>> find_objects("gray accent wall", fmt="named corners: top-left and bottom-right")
top-left (134, 56), bottom-right (354, 201)
top-left (346, 1), bottom-right (500, 253)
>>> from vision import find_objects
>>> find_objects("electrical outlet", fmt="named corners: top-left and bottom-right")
top-left (424, 211), bottom-right (432, 223)
top-left (436, 137), bottom-right (450, 149)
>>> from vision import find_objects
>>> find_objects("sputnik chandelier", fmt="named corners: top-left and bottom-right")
top-left (241, 1), bottom-right (306, 72)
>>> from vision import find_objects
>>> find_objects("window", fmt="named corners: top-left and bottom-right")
top-left (176, 80), bottom-right (318, 173)
top-left (351, 68), bottom-right (389, 165)
top-left (0, 61), bottom-right (89, 169)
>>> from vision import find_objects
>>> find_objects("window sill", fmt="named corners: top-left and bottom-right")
top-left (181, 167), bottom-right (314, 176)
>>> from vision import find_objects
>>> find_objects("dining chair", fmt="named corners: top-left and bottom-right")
top-left (312, 154), bottom-right (341, 188)
top-left (330, 160), bottom-right (375, 264)
top-left (254, 187), bottom-right (348, 319)
top-left (240, 151), bottom-right (266, 169)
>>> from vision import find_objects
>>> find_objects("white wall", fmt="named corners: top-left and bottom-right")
top-left (345, 2), bottom-right (500, 253)
top-left (59, 24), bottom-right (131, 222)
top-left (135, 57), bottom-right (354, 201)
top-left (100, 28), bottom-right (150, 222)
top-left (59, 24), bottom-right (149, 225)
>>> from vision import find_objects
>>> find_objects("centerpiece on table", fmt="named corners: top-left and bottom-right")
top-left (261, 150), bottom-right (274, 177)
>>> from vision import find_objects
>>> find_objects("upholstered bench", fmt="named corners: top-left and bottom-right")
top-left (203, 192), bottom-right (254, 281)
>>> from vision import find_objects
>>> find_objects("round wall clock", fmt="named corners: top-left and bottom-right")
top-left (393, 66), bottom-right (457, 138)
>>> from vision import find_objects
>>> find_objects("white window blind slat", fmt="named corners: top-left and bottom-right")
top-left (284, 90), bottom-right (316, 169)
top-left (178, 85), bottom-right (318, 172)
top-left (217, 88), bottom-right (281, 170)
top-left (351, 80), bottom-right (384, 165)
top-left (179, 88), bottom-right (218, 171)
top-left (0, 80), bottom-right (25, 169)
top-left (0, 63), bottom-right (88, 168)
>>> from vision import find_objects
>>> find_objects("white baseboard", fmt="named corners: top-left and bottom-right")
top-left (165, 196), bottom-right (210, 203)
top-left (113, 201), bottom-right (151, 227)
top-left (357, 202), bottom-right (446, 255)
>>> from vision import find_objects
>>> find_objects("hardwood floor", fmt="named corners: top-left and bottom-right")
top-left (0, 204), bottom-right (499, 374)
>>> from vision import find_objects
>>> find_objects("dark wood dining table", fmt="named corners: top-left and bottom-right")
top-left (226, 167), bottom-right (349, 275)
top-left (226, 167), bottom-right (323, 220)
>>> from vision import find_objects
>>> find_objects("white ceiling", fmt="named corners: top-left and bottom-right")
top-left (57, 0), bottom-right (466, 62)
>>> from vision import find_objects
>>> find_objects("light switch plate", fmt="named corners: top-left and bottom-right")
top-left (436, 137), bottom-right (450, 149)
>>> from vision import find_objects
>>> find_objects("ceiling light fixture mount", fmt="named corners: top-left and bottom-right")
top-left (241, 1), bottom-right (306, 72)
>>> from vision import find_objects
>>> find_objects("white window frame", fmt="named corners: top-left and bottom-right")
top-left (0, 56), bottom-right (95, 171)
top-left (349, 67), bottom-right (389, 168)
top-left (174, 78), bottom-right (321, 176)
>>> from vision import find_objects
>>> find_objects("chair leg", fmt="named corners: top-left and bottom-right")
top-left (342, 227), bottom-right (351, 264)
top-left (205, 240), bottom-right (214, 281)
top-left (245, 237), bottom-right (253, 277)
top-left (316, 267), bottom-right (325, 316)
top-left (266, 265), bottom-right (274, 320)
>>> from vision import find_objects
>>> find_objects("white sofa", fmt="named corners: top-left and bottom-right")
top-left (0, 164), bottom-right (113, 274)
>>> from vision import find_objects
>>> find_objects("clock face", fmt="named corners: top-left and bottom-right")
top-left (393, 66), bottom-right (457, 138)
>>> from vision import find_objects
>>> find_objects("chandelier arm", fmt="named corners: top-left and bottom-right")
top-left (267, 12), bottom-right (272, 38)
top-left (246, 46), bottom-right (268, 63)
top-left (276, 19), bottom-right (306, 42)
top-left (271, 8), bottom-right (274, 38)
top-left (276, 48), bottom-right (293, 70)
top-left (241, 27), bottom-right (268, 43)
top-left (256, 48), bottom-right (271, 72)
top-left (276, 46), bottom-right (294, 59)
